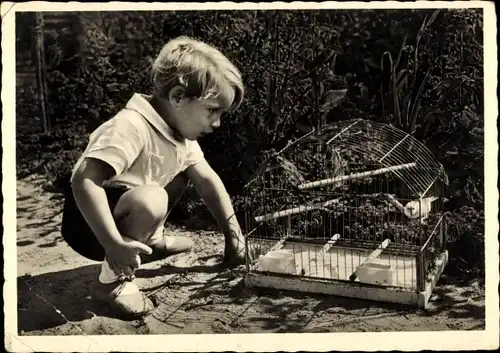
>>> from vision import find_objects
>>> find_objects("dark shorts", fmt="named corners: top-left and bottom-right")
top-left (61, 184), bottom-right (129, 262)
top-left (60, 173), bottom-right (189, 262)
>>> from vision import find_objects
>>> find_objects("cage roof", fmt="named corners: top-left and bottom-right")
top-left (250, 119), bottom-right (448, 198)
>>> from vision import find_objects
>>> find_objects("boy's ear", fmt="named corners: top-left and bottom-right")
top-left (169, 85), bottom-right (186, 106)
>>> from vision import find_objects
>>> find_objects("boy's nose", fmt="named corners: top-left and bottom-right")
top-left (211, 118), bottom-right (221, 129)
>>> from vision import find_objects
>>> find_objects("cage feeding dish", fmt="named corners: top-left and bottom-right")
top-left (243, 119), bottom-right (449, 308)
top-left (258, 249), bottom-right (296, 274)
top-left (356, 261), bottom-right (395, 286)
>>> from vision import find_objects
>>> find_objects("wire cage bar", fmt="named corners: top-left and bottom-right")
top-left (243, 120), bottom-right (449, 308)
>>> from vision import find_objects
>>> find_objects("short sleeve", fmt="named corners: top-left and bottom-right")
top-left (182, 141), bottom-right (205, 171)
top-left (84, 112), bottom-right (146, 176)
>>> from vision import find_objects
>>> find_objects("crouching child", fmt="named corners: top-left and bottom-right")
top-left (61, 36), bottom-right (246, 317)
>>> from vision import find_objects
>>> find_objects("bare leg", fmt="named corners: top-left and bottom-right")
top-left (113, 182), bottom-right (193, 265)
top-left (94, 185), bottom-right (169, 317)
top-left (144, 173), bottom-right (192, 251)
top-left (113, 185), bottom-right (170, 244)
top-left (97, 185), bottom-right (170, 279)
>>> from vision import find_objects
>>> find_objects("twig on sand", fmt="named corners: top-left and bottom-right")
top-left (149, 269), bottom-right (241, 326)
top-left (304, 309), bottom-right (416, 331)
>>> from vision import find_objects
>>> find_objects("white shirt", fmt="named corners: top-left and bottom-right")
top-left (71, 93), bottom-right (205, 188)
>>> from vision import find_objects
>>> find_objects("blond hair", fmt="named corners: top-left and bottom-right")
top-left (151, 36), bottom-right (244, 111)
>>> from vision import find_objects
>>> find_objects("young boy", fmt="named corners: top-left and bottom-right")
top-left (61, 36), bottom-right (246, 318)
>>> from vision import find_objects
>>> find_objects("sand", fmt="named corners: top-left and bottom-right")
top-left (15, 175), bottom-right (486, 336)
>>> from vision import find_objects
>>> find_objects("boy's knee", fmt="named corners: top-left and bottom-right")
top-left (114, 185), bottom-right (169, 227)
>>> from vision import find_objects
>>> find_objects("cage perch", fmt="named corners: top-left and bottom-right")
top-left (323, 233), bottom-right (341, 252)
top-left (298, 162), bottom-right (417, 190)
top-left (349, 238), bottom-right (391, 281)
top-left (383, 193), bottom-right (406, 213)
top-left (254, 198), bottom-right (340, 222)
top-left (300, 234), bottom-right (341, 277)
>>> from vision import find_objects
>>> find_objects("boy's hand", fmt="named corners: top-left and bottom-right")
top-left (105, 240), bottom-right (153, 277)
top-left (222, 218), bottom-right (246, 266)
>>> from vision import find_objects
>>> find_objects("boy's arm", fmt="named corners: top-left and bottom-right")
top-left (72, 157), bottom-right (152, 274)
top-left (185, 159), bottom-right (244, 249)
top-left (71, 158), bottom-right (124, 250)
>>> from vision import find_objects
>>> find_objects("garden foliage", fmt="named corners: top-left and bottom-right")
top-left (16, 9), bottom-right (484, 280)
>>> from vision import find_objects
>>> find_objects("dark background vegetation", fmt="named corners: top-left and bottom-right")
top-left (16, 9), bottom-right (484, 282)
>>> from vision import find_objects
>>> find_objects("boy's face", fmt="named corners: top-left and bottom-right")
top-left (170, 88), bottom-right (232, 141)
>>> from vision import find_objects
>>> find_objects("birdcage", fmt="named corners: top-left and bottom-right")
top-left (243, 119), bottom-right (449, 308)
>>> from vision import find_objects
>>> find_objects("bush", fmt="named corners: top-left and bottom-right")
top-left (445, 206), bottom-right (485, 281)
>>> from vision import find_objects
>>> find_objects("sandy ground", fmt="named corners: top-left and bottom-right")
top-left (16, 175), bottom-right (486, 336)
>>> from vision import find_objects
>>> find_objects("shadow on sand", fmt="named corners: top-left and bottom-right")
top-left (17, 261), bottom-right (235, 334)
top-left (18, 264), bottom-right (102, 333)
top-left (18, 263), bottom-right (485, 335)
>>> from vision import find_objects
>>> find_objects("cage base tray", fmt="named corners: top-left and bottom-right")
top-left (245, 250), bottom-right (448, 309)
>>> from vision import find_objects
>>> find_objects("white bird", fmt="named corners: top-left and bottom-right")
top-left (404, 196), bottom-right (438, 222)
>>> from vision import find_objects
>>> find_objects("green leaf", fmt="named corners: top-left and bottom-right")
top-left (396, 69), bottom-right (408, 85)
top-left (409, 69), bottom-right (432, 132)
top-left (427, 10), bottom-right (440, 29)
top-left (394, 34), bottom-right (407, 73)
